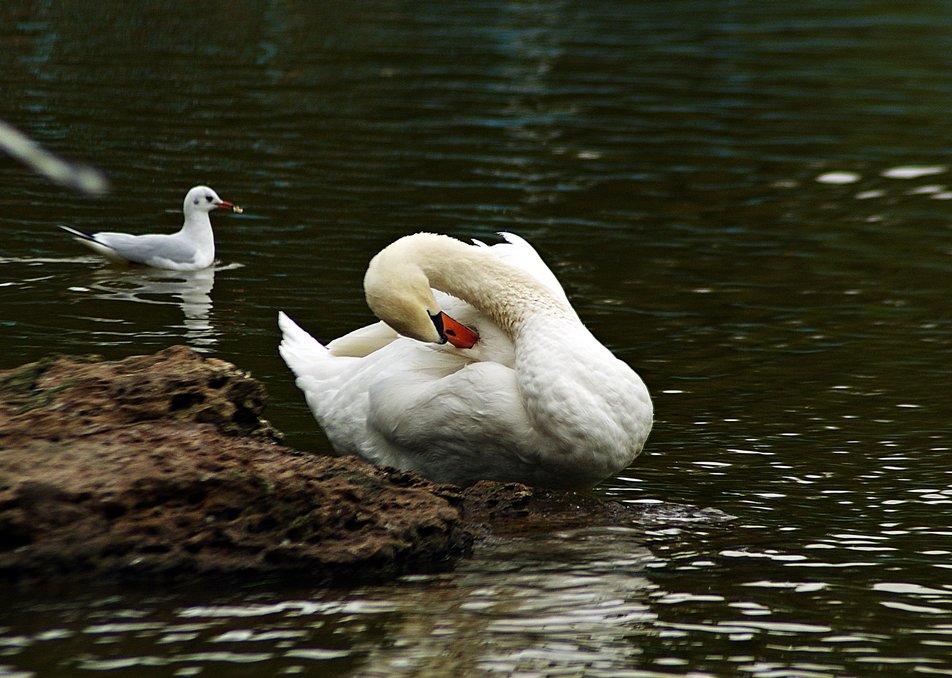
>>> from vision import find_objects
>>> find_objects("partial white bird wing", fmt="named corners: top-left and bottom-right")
top-left (93, 232), bottom-right (199, 268)
top-left (363, 356), bottom-right (549, 485)
top-left (281, 311), bottom-right (466, 459)
top-left (326, 320), bottom-right (400, 357)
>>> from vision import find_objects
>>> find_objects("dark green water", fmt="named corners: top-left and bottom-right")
top-left (2, 1), bottom-right (952, 675)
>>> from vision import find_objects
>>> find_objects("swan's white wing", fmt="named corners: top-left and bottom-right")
top-left (279, 309), bottom-right (533, 480)
top-left (284, 322), bottom-right (470, 457)
top-left (363, 358), bottom-right (552, 485)
top-left (326, 320), bottom-right (399, 357)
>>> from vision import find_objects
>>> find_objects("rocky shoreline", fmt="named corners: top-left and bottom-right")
top-left (0, 346), bottom-right (700, 585)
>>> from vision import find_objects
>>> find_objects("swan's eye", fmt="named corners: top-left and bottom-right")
top-left (205, 195), bottom-right (214, 203)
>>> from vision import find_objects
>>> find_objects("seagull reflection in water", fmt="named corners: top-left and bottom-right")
top-left (82, 264), bottom-right (239, 352)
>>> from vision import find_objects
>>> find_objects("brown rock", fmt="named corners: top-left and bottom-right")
top-left (0, 346), bottom-right (470, 583)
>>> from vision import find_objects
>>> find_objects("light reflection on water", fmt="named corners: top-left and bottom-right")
top-left (5, 522), bottom-right (952, 676)
top-left (3, 0), bottom-right (952, 675)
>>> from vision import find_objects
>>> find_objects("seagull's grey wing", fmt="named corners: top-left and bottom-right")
top-left (94, 232), bottom-right (197, 266)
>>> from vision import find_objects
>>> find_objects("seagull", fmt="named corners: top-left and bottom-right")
top-left (59, 185), bottom-right (242, 270)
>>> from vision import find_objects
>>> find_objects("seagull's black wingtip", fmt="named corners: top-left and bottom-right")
top-left (58, 224), bottom-right (97, 242)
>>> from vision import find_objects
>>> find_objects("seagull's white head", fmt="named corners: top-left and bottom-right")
top-left (183, 185), bottom-right (239, 216)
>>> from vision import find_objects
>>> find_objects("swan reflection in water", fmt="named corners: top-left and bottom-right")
top-left (79, 263), bottom-right (240, 352)
top-left (353, 526), bottom-right (658, 676)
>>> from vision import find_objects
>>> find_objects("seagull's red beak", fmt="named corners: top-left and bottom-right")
top-left (216, 200), bottom-right (243, 213)
top-left (439, 311), bottom-right (479, 349)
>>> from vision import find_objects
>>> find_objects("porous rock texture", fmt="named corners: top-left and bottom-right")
top-left (0, 346), bottom-right (469, 583)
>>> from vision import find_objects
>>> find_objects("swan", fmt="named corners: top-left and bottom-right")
top-left (278, 232), bottom-right (653, 489)
top-left (59, 185), bottom-right (242, 270)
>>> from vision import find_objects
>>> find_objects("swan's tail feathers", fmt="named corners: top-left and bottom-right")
top-left (277, 311), bottom-right (330, 377)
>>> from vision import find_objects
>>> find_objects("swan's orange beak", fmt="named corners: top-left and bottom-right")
top-left (438, 311), bottom-right (479, 349)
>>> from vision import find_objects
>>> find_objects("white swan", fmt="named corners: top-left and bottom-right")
top-left (59, 185), bottom-right (242, 270)
top-left (278, 232), bottom-right (653, 489)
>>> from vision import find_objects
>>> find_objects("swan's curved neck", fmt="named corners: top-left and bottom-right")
top-left (381, 233), bottom-right (575, 337)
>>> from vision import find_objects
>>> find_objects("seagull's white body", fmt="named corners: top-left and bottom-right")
top-left (278, 232), bottom-right (653, 489)
top-left (59, 185), bottom-right (239, 271)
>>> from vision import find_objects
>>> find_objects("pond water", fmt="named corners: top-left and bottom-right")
top-left (2, 1), bottom-right (952, 675)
